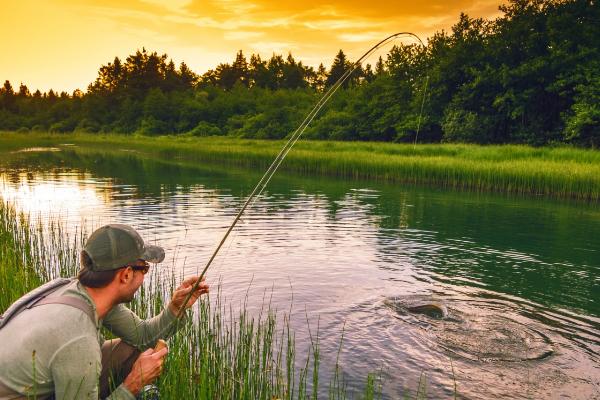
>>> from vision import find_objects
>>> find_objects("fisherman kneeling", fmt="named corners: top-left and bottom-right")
top-left (0, 224), bottom-right (209, 400)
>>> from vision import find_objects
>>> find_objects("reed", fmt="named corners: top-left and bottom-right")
top-left (0, 201), bottom-right (398, 399)
top-left (1, 132), bottom-right (598, 201)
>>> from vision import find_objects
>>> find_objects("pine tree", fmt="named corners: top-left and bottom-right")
top-left (325, 50), bottom-right (350, 88)
top-left (375, 56), bottom-right (386, 75)
top-left (0, 80), bottom-right (15, 110)
top-left (249, 54), bottom-right (269, 88)
top-left (314, 63), bottom-right (327, 92)
top-left (18, 83), bottom-right (30, 97)
top-left (363, 64), bottom-right (375, 83)
top-left (281, 53), bottom-right (305, 89)
top-left (267, 54), bottom-right (285, 89)
top-left (179, 62), bottom-right (198, 88)
top-left (1, 80), bottom-right (14, 96)
top-left (232, 50), bottom-right (249, 87)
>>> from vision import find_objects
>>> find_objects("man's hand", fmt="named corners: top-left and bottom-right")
top-left (123, 347), bottom-right (168, 396)
top-left (168, 276), bottom-right (209, 316)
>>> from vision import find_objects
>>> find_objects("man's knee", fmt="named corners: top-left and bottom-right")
top-left (101, 338), bottom-right (140, 372)
top-left (99, 338), bottom-right (141, 397)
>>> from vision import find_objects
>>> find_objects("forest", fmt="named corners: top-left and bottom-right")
top-left (0, 0), bottom-right (598, 146)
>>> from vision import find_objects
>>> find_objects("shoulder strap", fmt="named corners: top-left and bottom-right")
top-left (0, 278), bottom-right (74, 329)
top-left (33, 296), bottom-right (96, 325)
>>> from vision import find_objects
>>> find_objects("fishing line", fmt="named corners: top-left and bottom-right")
top-left (414, 74), bottom-right (430, 147)
top-left (176, 32), bottom-right (425, 317)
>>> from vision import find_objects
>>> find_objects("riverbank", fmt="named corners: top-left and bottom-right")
top-left (2, 132), bottom-right (599, 201)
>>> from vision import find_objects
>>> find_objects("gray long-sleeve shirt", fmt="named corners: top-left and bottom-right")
top-left (0, 280), bottom-right (182, 400)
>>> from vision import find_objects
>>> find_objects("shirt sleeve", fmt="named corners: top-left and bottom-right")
top-left (102, 304), bottom-right (187, 350)
top-left (49, 336), bottom-right (135, 400)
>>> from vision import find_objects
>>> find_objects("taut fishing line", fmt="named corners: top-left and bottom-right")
top-left (176, 32), bottom-right (426, 317)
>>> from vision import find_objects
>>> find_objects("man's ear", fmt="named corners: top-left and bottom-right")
top-left (116, 267), bottom-right (133, 284)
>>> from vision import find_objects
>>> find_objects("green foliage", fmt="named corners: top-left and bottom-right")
top-left (563, 68), bottom-right (600, 147)
top-left (189, 121), bottom-right (223, 137)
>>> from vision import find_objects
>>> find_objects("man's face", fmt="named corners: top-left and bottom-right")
top-left (119, 260), bottom-right (149, 303)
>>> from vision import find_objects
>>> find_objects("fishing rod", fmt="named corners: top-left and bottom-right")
top-left (176, 32), bottom-right (425, 317)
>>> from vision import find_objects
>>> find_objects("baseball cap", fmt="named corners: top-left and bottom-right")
top-left (83, 224), bottom-right (165, 271)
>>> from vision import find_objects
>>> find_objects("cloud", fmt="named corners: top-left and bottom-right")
top-left (249, 41), bottom-right (298, 54)
top-left (224, 31), bottom-right (265, 41)
top-left (303, 19), bottom-right (382, 31)
top-left (338, 32), bottom-right (383, 43)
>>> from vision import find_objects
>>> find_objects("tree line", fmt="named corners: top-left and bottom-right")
top-left (1, 0), bottom-right (598, 146)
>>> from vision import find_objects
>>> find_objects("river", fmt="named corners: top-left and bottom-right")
top-left (1, 145), bottom-right (598, 399)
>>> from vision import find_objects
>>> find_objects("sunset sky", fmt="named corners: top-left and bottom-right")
top-left (1, 0), bottom-right (504, 93)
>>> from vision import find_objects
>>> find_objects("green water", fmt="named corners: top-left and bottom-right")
top-left (1, 146), bottom-right (598, 399)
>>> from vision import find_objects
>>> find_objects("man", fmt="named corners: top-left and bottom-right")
top-left (0, 224), bottom-right (209, 399)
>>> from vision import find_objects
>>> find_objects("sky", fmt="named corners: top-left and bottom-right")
top-left (1, 0), bottom-right (504, 93)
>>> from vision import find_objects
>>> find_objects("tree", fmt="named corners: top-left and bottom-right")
top-left (375, 56), bottom-right (386, 76)
top-left (281, 53), bottom-right (307, 89)
top-left (178, 62), bottom-right (198, 89)
top-left (232, 50), bottom-right (250, 87)
top-left (249, 54), bottom-right (270, 88)
top-left (313, 63), bottom-right (327, 92)
top-left (325, 50), bottom-right (350, 88)
top-left (18, 83), bottom-right (30, 97)
top-left (564, 68), bottom-right (600, 147)
top-left (362, 64), bottom-right (375, 83)
top-left (0, 80), bottom-right (15, 111)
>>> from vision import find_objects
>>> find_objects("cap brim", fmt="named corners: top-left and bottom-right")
top-left (141, 245), bottom-right (165, 263)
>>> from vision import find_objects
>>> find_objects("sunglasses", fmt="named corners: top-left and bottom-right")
top-left (122, 260), bottom-right (150, 274)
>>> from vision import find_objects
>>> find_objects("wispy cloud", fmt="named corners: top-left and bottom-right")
top-left (224, 31), bottom-right (265, 41)
top-left (249, 41), bottom-right (298, 54)
top-left (338, 32), bottom-right (382, 43)
top-left (303, 19), bottom-right (382, 31)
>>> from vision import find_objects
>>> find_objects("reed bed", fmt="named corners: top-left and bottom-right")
top-left (1, 132), bottom-right (598, 201)
top-left (0, 201), bottom-right (396, 399)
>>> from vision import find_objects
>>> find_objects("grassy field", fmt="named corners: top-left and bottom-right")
top-left (1, 131), bottom-right (599, 201)
top-left (1, 202), bottom-right (415, 399)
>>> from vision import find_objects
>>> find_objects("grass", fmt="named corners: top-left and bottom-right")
top-left (1, 201), bottom-right (413, 399)
top-left (1, 132), bottom-right (599, 201)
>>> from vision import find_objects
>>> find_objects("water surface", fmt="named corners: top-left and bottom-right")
top-left (1, 146), bottom-right (598, 399)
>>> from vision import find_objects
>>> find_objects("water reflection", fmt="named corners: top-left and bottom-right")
top-left (1, 147), bottom-right (599, 399)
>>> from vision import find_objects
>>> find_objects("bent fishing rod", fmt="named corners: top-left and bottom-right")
top-left (176, 32), bottom-right (425, 317)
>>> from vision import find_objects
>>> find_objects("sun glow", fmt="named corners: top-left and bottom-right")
top-left (1, 0), bottom-right (504, 93)
top-left (0, 173), bottom-right (105, 221)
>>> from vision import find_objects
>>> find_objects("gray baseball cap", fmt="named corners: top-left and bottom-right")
top-left (83, 224), bottom-right (165, 271)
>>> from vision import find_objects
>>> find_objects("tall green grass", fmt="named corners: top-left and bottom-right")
top-left (0, 203), bottom-right (81, 309)
top-left (0, 201), bottom-right (397, 399)
top-left (1, 132), bottom-right (598, 201)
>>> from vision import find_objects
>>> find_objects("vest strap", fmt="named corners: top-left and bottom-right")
top-left (33, 296), bottom-right (95, 324)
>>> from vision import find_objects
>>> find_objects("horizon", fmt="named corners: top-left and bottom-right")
top-left (1, 0), bottom-right (504, 93)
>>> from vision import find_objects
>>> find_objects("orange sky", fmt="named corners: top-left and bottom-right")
top-left (1, 0), bottom-right (504, 92)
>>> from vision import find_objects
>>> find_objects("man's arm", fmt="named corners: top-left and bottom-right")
top-left (102, 304), bottom-right (183, 350)
top-left (50, 335), bottom-right (135, 400)
top-left (103, 276), bottom-right (208, 350)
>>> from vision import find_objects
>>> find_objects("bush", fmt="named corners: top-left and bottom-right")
top-left (442, 107), bottom-right (484, 143)
top-left (49, 120), bottom-right (75, 133)
top-left (305, 110), bottom-right (357, 141)
top-left (188, 121), bottom-right (223, 137)
top-left (75, 119), bottom-right (101, 133)
top-left (138, 117), bottom-right (170, 135)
